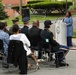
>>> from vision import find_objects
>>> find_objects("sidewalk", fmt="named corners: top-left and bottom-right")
top-left (0, 38), bottom-right (76, 75)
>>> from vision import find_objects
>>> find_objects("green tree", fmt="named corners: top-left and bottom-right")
top-left (0, 2), bottom-right (8, 20)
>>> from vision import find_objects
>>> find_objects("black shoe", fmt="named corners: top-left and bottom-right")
top-left (2, 63), bottom-right (9, 68)
top-left (19, 72), bottom-right (27, 74)
top-left (59, 61), bottom-right (69, 67)
top-left (50, 57), bottom-right (55, 61)
top-left (0, 57), bottom-right (2, 60)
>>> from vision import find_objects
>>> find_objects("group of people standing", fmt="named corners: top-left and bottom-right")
top-left (0, 11), bottom-right (73, 74)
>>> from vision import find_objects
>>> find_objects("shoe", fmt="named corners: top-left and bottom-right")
top-left (2, 64), bottom-right (9, 68)
top-left (50, 57), bottom-right (55, 61)
top-left (59, 61), bottom-right (69, 67)
top-left (38, 59), bottom-right (45, 62)
top-left (38, 59), bottom-right (41, 62)
top-left (0, 57), bottom-right (2, 60)
top-left (36, 63), bottom-right (39, 70)
top-left (28, 64), bottom-right (32, 70)
top-left (19, 72), bottom-right (27, 74)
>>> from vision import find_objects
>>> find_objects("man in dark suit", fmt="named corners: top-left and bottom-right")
top-left (28, 20), bottom-right (42, 59)
top-left (41, 20), bottom-right (69, 66)
top-left (20, 17), bottom-right (30, 40)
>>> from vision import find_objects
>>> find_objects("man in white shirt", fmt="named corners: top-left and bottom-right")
top-left (9, 24), bottom-right (39, 69)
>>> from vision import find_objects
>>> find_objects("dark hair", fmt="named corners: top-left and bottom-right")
top-left (15, 17), bottom-right (19, 21)
top-left (0, 22), bottom-right (6, 30)
top-left (44, 25), bottom-right (50, 28)
top-left (12, 24), bottom-right (19, 33)
top-left (66, 11), bottom-right (72, 17)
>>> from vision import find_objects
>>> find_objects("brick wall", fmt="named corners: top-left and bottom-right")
top-left (2, 0), bottom-right (28, 18)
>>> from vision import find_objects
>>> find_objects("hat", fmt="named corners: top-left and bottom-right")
top-left (12, 19), bottom-right (19, 23)
top-left (22, 17), bottom-right (30, 22)
top-left (44, 20), bottom-right (53, 26)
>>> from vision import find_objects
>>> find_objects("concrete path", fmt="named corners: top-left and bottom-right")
top-left (0, 38), bottom-right (76, 75)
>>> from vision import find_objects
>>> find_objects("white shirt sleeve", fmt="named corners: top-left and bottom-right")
top-left (9, 35), bottom-right (12, 40)
top-left (21, 34), bottom-right (31, 47)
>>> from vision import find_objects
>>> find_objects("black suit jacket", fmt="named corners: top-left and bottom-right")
top-left (28, 26), bottom-right (42, 46)
top-left (20, 26), bottom-right (30, 40)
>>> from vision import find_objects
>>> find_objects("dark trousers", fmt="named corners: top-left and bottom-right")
top-left (67, 36), bottom-right (72, 47)
top-left (38, 50), bottom-right (42, 59)
top-left (52, 45), bottom-right (69, 62)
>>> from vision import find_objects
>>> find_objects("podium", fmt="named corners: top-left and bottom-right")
top-left (55, 20), bottom-right (67, 46)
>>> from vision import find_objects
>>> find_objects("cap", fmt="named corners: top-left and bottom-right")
top-left (22, 17), bottom-right (30, 22)
top-left (12, 19), bottom-right (19, 23)
top-left (44, 20), bottom-right (53, 26)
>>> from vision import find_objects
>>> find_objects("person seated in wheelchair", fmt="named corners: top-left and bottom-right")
top-left (40, 20), bottom-right (69, 66)
top-left (9, 25), bottom-right (39, 69)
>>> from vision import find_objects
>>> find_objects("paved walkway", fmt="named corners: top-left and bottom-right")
top-left (1, 17), bottom-right (76, 75)
top-left (0, 38), bottom-right (76, 75)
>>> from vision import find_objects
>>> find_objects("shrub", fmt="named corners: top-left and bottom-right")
top-left (0, 2), bottom-right (8, 20)
top-left (27, 1), bottom-right (72, 9)
top-left (27, 0), bottom-right (43, 4)
top-left (12, 1), bottom-right (72, 14)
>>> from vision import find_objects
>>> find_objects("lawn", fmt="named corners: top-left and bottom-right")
top-left (1, 13), bottom-right (76, 26)
top-left (0, 13), bottom-right (76, 37)
top-left (73, 29), bottom-right (76, 38)
top-left (4, 14), bottom-right (65, 26)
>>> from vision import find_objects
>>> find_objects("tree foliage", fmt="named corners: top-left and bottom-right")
top-left (12, 1), bottom-right (72, 14)
top-left (0, 2), bottom-right (8, 20)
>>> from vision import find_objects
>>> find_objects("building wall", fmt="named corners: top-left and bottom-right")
top-left (2, 0), bottom-right (28, 18)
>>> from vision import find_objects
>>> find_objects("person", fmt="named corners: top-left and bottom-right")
top-left (12, 17), bottom-right (19, 25)
top-left (0, 22), bottom-right (9, 56)
top-left (28, 20), bottom-right (43, 60)
top-left (41, 20), bottom-right (69, 66)
top-left (1, 21), bottom-right (9, 34)
top-left (20, 17), bottom-right (30, 40)
top-left (4, 21), bottom-right (9, 34)
top-left (10, 25), bottom-right (39, 69)
top-left (0, 22), bottom-right (9, 68)
top-left (63, 11), bottom-right (73, 47)
top-left (9, 18), bottom-right (19, 35)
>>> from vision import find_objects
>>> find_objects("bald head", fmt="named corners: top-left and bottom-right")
top-left (33, 20), bottom-right (39, 27)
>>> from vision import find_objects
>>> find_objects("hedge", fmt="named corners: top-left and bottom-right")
top-left (26, 1), bottom-right (72, 9)
top-left (12, 1), bottom-right (72, 13)
top-left (27, 0), bottom-right (43, 4)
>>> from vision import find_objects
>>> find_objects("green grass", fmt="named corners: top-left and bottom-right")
top-left (0, 13), bottom-right (76, 26)
top-left (73, 29), bottom-right (76, 38)
top-left (2, 14), bottom-right (65, 26)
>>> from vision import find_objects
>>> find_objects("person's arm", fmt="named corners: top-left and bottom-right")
top-left (4, 33), bottom-right (9, 45)
top-left (22, 34), bottom-right (31, 47)
top-left (66, 17), bottom-right (73, 26)
top-left (49, 32), bottom-right (60, 46)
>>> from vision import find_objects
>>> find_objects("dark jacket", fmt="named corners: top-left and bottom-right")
top-left (41, 29), bottom-right (60, 51)
top-left (28, 26), bottom-right (42, 46)
top-left (20, 26), bottom-right (30, 39)
top-left (7, 40), bottom-right (27, 67)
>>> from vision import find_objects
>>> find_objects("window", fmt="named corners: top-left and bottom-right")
top-left (8, 4), bottom-right (11, 9)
